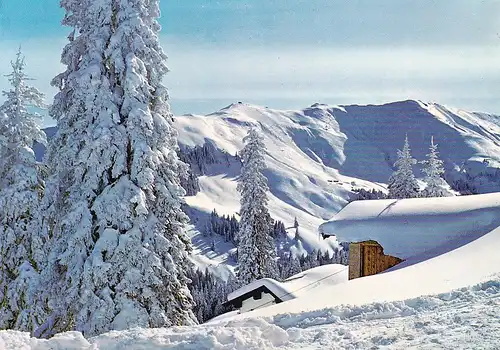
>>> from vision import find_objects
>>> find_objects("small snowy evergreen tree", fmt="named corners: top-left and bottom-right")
top-left (288, 256), bottom-right (302, 277)
top-left (236, 128), bottom-right (277, 285)
top-left (293, 217), bottom-right (300, 241)
top-left (387, 135), bottom-right (420, 199)
top-left (35, 0), bottom-right (195, 337)
top-left (421, 137), bottom-right (450, 197)
top-left (0, 49), bottom-right (47, 331)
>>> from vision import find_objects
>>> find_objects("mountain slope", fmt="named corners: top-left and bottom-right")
top-left (176, 100), bottom-right (499, 250)
top-left (37, 100), bottom-right (500, 271)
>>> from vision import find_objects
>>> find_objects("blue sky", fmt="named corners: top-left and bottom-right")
top-left (0, 1), bottom-right (499, 125)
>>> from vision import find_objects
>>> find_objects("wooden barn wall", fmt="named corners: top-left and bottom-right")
top-left (349, 241), bottom-right (403, 280)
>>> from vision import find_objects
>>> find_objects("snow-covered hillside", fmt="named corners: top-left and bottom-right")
top-left (177, 100), bottom-right (500, 221)
top-left (3, 199), bottom-right (500, 348)
top-left (37, 100), bottom-right (500, 271)
top-left (177, 100), bottom-right (500, 265)
top-left (217, 225), bottom-right (500, 324)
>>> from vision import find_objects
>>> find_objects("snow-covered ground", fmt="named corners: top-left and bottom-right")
top-left (3, 201), bottom-right (500, 348)
top-left (3, 280), bottom-right (499, 349)
top-left (37, 101), bottom-right (500, 273)
top-left (3, 274), bottom-right (499, 349)
top-left (3, 277), bottom-right (499, 350)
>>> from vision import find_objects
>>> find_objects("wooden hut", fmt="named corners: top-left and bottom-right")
top-left (348, 240), bottom-right (403, 280)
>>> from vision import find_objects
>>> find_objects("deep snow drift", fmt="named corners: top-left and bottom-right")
top-left (2, 225), bottom-right (500, 349)
top-left (219, 224), bottom-right (500, 323)
top-left (319, 192), bottom-right (500, 262)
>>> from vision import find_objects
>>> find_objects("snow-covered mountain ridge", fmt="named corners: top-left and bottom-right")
top-left (37, 100), bottom-right (500, 270)
top-left (176, 99), bottom-right (499, 225)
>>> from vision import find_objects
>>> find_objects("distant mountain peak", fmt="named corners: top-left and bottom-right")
top-left (221, 102), bottom-right (244, 110)
top-left (310, 102), bottom-right (329, 108)
top-left (220, 101), bottom-right (263, 112)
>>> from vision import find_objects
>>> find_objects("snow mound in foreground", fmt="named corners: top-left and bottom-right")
top-left (3, 225), bottom-right (500, 349)
top-left (2, 277), bottom-right (499, 349)
top-left (320, 192), bottom-right (500, 261)
top-left (221, 224), bottom-right (500, 324)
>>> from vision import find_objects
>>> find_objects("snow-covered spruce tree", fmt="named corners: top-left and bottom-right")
top-left (236, 128), bottom-right (277, 285)
top-left (35, 0), bottom-right (195, 337)
top-left (287, 256), bottom-right (302, 278)
top-left (188, 268), bottom-right (238, 323)
top-left (0, 49), bottom-right (47, 331)
top-left (387, 135), bottom-right (420, 199)
top-left (293, 217), bottom-right (299, 240)
top-left (421, 136), bottom-right (450, 197)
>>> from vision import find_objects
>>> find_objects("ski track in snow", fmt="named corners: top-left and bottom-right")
top-left (1, 277), bottom-right (499, 349)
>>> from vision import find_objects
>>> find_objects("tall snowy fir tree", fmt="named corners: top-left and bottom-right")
top-left (387, 135), bottom-right (420, 199)
top-left (35, 0), bottom-right (195, 337)
top-left (236, 128), bottom-right (277, 285)
top-left (421, 136), bottom-right (449, 197)
top-left (0, 50), bottom-right (47, 331)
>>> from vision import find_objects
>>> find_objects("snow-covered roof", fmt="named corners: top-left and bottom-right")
top-left (227, 264), bottom-right (348, 303)
top-left (319, 192), bottom-right (500, 260)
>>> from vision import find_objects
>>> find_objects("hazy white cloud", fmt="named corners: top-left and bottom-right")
top-left (0, 37), bottom-right (498, 127)
top-left (165, 42), bottom-right (500, 113)
top-left (166, 45), bottom-right (499, 90)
